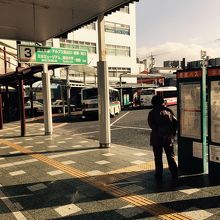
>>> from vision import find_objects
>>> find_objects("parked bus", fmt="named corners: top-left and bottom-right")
top-left (140, 86), bottom-right (177, 107)
top-left (81, 87), bottom-right (121, 118)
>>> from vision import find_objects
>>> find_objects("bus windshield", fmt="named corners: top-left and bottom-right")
top-left (83, 88), bottom-right (98, 100)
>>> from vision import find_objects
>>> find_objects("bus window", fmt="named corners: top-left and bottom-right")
top-left (155, 87), bottom-right (177, 106)
top-left (110, 90), bottom-right (119, 102)
top-left (141, 89), bottom-right (155, 95)
top-left (163, 91), bottom-right (177, 98)
top-left (83, 88), bottom-right (97, 100)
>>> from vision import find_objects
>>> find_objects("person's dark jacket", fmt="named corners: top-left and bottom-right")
top-left (148, 105), bottom-right (176, 146)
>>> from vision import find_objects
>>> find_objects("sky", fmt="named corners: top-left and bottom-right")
top-left (136, 0), bottom-right (220, 67)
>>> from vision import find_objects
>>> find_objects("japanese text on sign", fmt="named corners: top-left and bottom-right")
top-left (18, 45), bottom-right (88, 65)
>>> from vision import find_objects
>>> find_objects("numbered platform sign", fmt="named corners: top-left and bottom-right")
top-left (18, 45), bottom-right (88, 65)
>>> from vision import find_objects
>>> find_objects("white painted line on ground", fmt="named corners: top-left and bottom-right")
top-left (110, 112), bottom-right (130, 126)
top-left (112, 125), bottom-right (151, 131)
top-left (70, 127), bottom-right (125, 136)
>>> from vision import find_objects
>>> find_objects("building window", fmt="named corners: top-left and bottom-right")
top-left (60, 39), bottom-right (96, 54)
top-left (105, 21), bottom-right (130, 35)
top-left (46, 40), bottom-right (53, 47)
top-left (119, 5), bottom-right (129, 14)
top-left (108, 67), bottom-right (131, 77)
top-left (106, 44), bottom-right (130, 57)
top-left (83, 22), bottom-right (96, 30)
top-left (69, 70), bottom-right (83, 77)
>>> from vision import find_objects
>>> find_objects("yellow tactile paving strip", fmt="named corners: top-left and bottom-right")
top-left (0, 140), bottom-right (193, 220)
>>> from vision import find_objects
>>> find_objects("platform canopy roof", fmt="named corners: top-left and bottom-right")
top-left (0, 0), bottom-right (138, 42)
top-left (0, 0), bottom-right (138, 86)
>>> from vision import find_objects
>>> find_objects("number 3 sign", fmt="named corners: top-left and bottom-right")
top-left (18, 45), bottom-right (36, 62)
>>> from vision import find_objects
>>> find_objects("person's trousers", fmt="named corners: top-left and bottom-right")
top-left (153, 143), bottom-right (178, 177)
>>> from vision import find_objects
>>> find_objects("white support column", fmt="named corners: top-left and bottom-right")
top-left (42, 62), bottom-right (53, 135)
top-left (97, 14), bottom-right (111, 148)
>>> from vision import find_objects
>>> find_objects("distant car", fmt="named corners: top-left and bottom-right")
top-left (25, 100), bottom-right (44, 115)
top-left (52, 100), bottom-right (75, 113)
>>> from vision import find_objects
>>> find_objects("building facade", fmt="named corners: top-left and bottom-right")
top-left (56, 3), bottom-right (138, 84)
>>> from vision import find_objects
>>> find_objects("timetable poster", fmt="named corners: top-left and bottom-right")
top-left (180, 83), bottom-right (201, 139)
top-left (210, 81), bottom-right (220, 143)
top-left (209, 145), bottom-right (220, 163)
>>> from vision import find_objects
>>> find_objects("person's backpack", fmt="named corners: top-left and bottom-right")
top-left (158, 109), bottom-right (177, 138)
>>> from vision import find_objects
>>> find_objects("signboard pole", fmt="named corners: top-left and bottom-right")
top-left (201, 50), bottom-right (208, 173)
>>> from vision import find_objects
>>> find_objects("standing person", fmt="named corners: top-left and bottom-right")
top-left (148, 95), bottom-right (178, 180)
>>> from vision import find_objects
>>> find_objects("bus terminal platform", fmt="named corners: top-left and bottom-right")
top-left (0, 117), bottom-right (219, 220)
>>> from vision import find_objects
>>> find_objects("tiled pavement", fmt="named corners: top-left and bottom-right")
top-left (0, 119), bottom-right (220, 219)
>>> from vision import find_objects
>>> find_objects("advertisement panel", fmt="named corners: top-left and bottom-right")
top-left (179, 83), bottom-right (201, 139)
top-left (210, 81), bottom-right (220, 143)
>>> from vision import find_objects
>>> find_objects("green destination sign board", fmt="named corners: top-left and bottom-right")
top-left (18, 45), bottom-right (88, 65)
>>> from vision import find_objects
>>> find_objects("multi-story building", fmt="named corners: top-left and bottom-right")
top-left (55, 3), bottom-right (138, 84)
